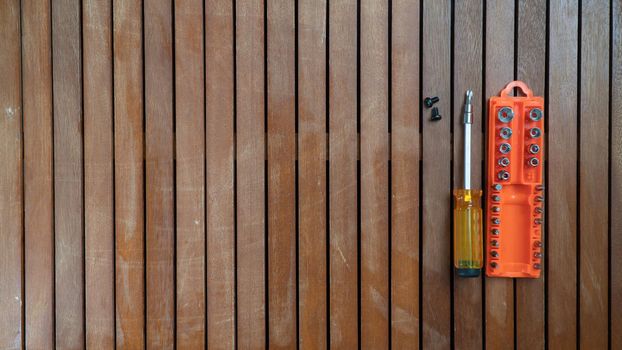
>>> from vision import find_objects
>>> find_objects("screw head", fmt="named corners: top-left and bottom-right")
top-left (492, 195), bottom-right (501, 202)
top-left (491, 228), bottom-right (500, 236)
top-left (534, 241), bottom-right (542, 248)
top-left (534, 252), bottom-right (542, 259)
top-left (491, 240), bottom-right (499, 248)
top-left (492, 184), bottom-right (503, 191)
top-left (431, 107), bottom-right (442, 121)
top-left (529, 144), bottom-right (540, 154)
top-left (492, 217), bottom-right (500, 225)
top-left (491, 262), bottom-right (498, 269)
top-left (491, 251), bottom-right (499, 258)
top-left (533, 263), bottom-right (542, 270)
top-left (424, 96), bottom-right (440, 108)
top-left (498, 157), bottom-right (510, 167)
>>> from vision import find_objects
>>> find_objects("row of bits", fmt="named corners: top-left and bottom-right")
top-left (489, 183), bottom-right (502, 267)
top-left (496, 107), bottom-right (513, 182)
top-left (533, 184), bottom-right (544, 269)
top-left (526, 108), bottom-right (543, 168)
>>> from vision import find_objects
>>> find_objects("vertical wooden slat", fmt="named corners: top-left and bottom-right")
top-left (206, 0), bottom-right (236, 347)
top-left (547, 1), bottom-right (579, 348)
top-left (390, 0), bottom-right (420, 347)
top-left (0, 1), bottom-right (23, 348)
top-left (296, 0), bottom-right (329, 348)
top-left (113, 0), bottom-right (145, 347)
top-left (298, 0), bottom-right (327, 348)
top-left (360, 0), bottom-right (389, 347)
top-left (174, 0), bottom-right (206, 347)
top-left (22, 0), bottom-right (55, 348)
top-left (612, 1), bottom-right (622, 348)
top-left (579, 1), bottom-right (610, 348)
top-left (144, 1), bottom-right (175, 347)
top-left (328, 0), bottom-right (358, 347)
top-left (452, 1), bottom-right (483, 349)
top-left (421, 0), bottom-right (451, 347)
top-left (52, 0), bottom-right (84, 347)
top-left (84, 0), bottom-right (115, 348)
top-left (515, 1), bottom-right (546, 349)
top-left (484, 1), bottom-right (515, 348)
top-left (235, 0), bottom-right (266, 346)
top-left (267, 0), bottom-right (297, 347)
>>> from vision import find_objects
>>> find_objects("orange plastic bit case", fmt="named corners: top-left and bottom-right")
top-left (486, 81), bottom-right (544, 278)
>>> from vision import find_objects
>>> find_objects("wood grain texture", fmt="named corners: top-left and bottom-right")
top-left (612, 1), bottom-right (622, 348)
top-left (328, 0), bottom-right (358, 347)
top-left (546, 1), bottom-right (579, 349)
top-left (0, 1), bottom-right (23, 348)
top-left (22, 1), bottom-right (55, 348)
top-left (298, 0), bottom-right (327, 348)
top-left (174, 0), bottom-right (206, 347)
top-left (206, 0), bottom-right (236, 347)
top-left (390, 0), bottom-right (420, 347)
top-left (235, 0), bottom-right (267, 347)
top-left (360, 0), bottom-right (389, 347)
top-left (84, 0), bottom-right (115, 348)
top-left (7, 2), bottom-right (622, 348)
top-left (484, 1), bottom-right (515, 348)
top-left (144, 1), bottom-right (175, 347)
top-left (515, 1), bottom-right (546, 349)
top-left (52, 0), bottom-right (84, 347)
top-left (267, 0), bottom-right (297, 347)
top-left (113, 1), bottom-right (145, 347)
top-left (579, 1), bottom-right (610, 349)
top-left (452, 1), bottom-right (483, 349)
top-left (421, 0), bottom-right (451, 348)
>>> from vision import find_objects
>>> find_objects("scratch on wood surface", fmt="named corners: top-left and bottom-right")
top-left (392, 305), bottom-right (417, 335)
top-left (336, 246), bottom-right (351, 271)
top-left (369, 286), bottom-right (388, 319)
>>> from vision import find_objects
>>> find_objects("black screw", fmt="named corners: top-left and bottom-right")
top-left (431, 107), bottom-right (442, 121)
top-left (424, 96), bottom-right (440, 108)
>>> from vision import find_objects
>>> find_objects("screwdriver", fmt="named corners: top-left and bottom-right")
top-left (454, 90), bottom-right (483, 277)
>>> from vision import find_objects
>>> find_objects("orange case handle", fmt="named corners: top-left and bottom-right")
top-left (499, 80), bottom-right (533, 98)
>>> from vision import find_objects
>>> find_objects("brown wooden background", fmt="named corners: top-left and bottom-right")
top-left (0, 0), bottom-right (620, 349)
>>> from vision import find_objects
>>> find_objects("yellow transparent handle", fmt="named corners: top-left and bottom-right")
top-left (453, 189), bottom-right (483, 272)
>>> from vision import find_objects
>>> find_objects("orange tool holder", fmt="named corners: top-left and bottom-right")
top-left (486, 81), bottom-right (544, 278)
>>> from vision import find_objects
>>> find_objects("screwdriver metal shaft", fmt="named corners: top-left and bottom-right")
top-left (464, 90), bottom-right (473, 189)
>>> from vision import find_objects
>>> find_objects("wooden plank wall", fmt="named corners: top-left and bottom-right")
top-left (0, 1), bottom-right (620, 349)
